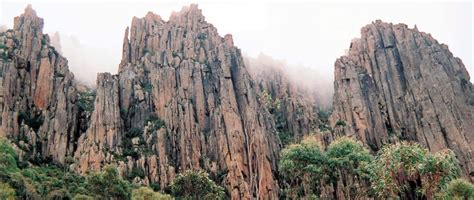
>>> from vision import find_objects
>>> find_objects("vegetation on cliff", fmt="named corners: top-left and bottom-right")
top-left (279, 136), bottom-right (469, 199)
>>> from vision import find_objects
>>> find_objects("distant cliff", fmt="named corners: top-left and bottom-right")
top-left (330, 20), bottom-right (474, 178)
top-left (1, 5), bottom-right (473, 199)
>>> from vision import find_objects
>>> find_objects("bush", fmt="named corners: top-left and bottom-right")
top-left (72, 194), bottom-right (94, 200)
top-left (326, 137), bottom-right (372, 176)
top-left (439, 179), bottom-right (474, 199)
top-left (279, 138), bottom-right (326, 198)
top-left (85, 165), bottom-right (131, 199)
top-left (365, 142), bottom-right (461, 199)
top-left (141, 82), bottom-right (153, 93)
top-left (147, 115), bottom-right (165, 130)
top-left (77, 90), bottom-right (96, 113)
top-left (0, 182), bottom-right (16, 200)
top-left (132, 187), bottom-right (173, 200)
top-left (335, 119), bottom-right (346, 127)
top-left (127, 165), bottom-right (146, 179)
top-left (170, 170), bottom-right (225, 200)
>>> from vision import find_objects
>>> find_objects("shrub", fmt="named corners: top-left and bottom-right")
top-left (127, 165), bottom-right (146, 179)
top-left (77, 90), bottom-right (96, 113)
top-left (131, 187), bottom-right (173, 200)
top-left (279, 138), bottom-right (326, 198)
top-left (326, 137), bottom-right (372, 177)
top-left (141, 82), bottom-right (153, 93)
top-left (72, 194), bottom-right (94, 200)
top-left (335, 119), bottom-right (346, 127)
top-left (365, 142), bottom-right (461, 199)
top-left (0, 182), bottom-right (16, 200)
top-left (435, 179), bottom-right (474, 200)
top-left (147, 115), bottom-right (165, 130)
top-left (170, 170), bottom-right (225, 200)
top-left (317, 108), bottom-right (331, 132)
top-left (85, 165), bottom-right (131, 199)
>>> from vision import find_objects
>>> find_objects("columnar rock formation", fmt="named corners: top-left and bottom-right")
top-left (331, 20), bottom-right (474, 177)
top-left (3, 4), bottom-right (474, 199)
top-left (246, 55), bottom-right (319, 143)
top-left (0, 5), bottom-right (81, 164)
top-left (74, 5), bottom-right (281, 199)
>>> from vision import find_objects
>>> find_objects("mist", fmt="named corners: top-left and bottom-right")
top-left (245, 54), bottom-right (334, 107)
top-left (1, 1), bottom-right (472, 86)
top-left (49, 32), bottom-right (119, 86)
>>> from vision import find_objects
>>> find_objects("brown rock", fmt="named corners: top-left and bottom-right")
top-left (74, 4), bottom-right (281, 199)
top-left (0, 5), bottom-right (82, 164)
top-left (331, 20), bottom-right (474, 177)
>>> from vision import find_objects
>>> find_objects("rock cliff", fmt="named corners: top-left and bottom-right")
top-left (245, 55), bottom-right (320, 145)
top-left (0, 5), bottom-right (83, 164)
top-left (331, 20), bottom-right (474, 178)
top-left (74, 5), bottom-right (281, 199)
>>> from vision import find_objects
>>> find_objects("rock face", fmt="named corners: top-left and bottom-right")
top-left (246, 54), bottom-right (320, 144)
top-left (74, 5), bottom-right (280, 199)
top-left (331, 20), bottom-right (474, 177)
top-left (0, 5), bottom-right (82, 164)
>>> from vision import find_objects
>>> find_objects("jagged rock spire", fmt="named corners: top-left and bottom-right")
top-left (331, 20), bottom-right (474, 177)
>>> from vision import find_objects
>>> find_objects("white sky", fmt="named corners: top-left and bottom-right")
top-left (0, 0), bottom-right (473, 85)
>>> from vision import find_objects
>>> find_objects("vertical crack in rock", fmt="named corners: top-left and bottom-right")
top-left (0, 5), bottom-right (82, 164)
top-left (331, 20), bottom-right (474, 177)
top-left (73, 4), bottom-right (281, 198)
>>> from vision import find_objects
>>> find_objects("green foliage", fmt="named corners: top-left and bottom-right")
top-left (132, 186), bottom-right (173, 200)
top-left (170, 170), bottom-right (225, 200)
top-left (18, 110), bottom-right (44, 132)
top-left (147, 115), bottom-right (166, 131)
top-left (127, 165), bottom-right (146, 179)
top-left (0, 44), bottom-right (8, 61)
top-left (77, 90), bottom-right (96, 113)
top-left (259, 90), bottom-right (293, 146)
top-left (326, 137), bottom-right (373, 180)
top-left (365, 142), bottom-right (461, 199)
top-left (85, 165), bottom-right (131, 199)
top-left (438, 179), bottom-right (474, 199)
top-left (335, 119), bottom-right (346, 127)
top-left (0, 138), bottom-right (159, 199)
top-left (0, 182), bottom-right (16, 200)
top-left (0, 138), bottom-right (89, 199)
top-left (279, 138), bottom-right (326, 198)
top-left (141, 82), bottom-right (153, 93)
top-left (0, 51), bottom-right (8, 61)
top-left (121, 127), bottom-right (144, 159)
top-left (72, 194), bottom-right (94, 200)
top-left (317, 109), bottom-right (332, 131)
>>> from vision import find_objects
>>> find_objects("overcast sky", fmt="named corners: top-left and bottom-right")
top-left (1, 0), bottom-right (472, 85)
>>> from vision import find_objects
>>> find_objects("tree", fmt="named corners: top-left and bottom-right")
top-left (279, 137), bottom-right (326, 198)
top-left (131, 186), bottom-right (173, 200)
top-left (0, 182), bottom-right (16, 200)
top-left (170, 170), bottom-right (225, 200)
top-left (85, 165), bottom-right (131, 199)
top-left (325, 137), bottom-right (373, 199)
top-left (366, 142), bottom-right (461, 199)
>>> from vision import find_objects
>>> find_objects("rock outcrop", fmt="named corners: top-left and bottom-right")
top-left (246, 54), bottom-right (320, 144)
top-left (0, 5), bottom-right (82, 164)
top-left (331, 20), bottom-right (474, 178)
top-left (74, 5), bottom-right (281, 199)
